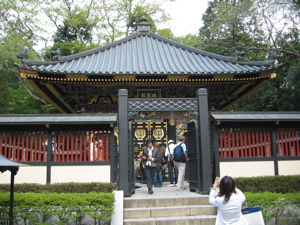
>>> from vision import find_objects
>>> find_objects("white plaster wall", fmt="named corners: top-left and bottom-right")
top-left (278, 160), bottom-right (300, 175)
top-left (51, 165), bottom-right (111, 183)
top-left (0, 166), bottom-right (111, 184)
top-left (220, 161), bottom-right (275, 178)
top-left (0, 166), bottom-right (47, 184)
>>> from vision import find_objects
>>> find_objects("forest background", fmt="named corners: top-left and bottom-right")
top-left (0, 0), bottom-right (299, 114)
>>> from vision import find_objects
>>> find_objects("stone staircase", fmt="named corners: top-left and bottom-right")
top-left (123, 194), bottom-right (217, 225)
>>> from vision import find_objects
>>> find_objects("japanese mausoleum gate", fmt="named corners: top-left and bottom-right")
top-left (118, 88), bottom-right (212, 197)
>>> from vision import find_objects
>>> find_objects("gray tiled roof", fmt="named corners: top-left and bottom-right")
top-left (211, 111), bottom-right (300, 122)
top-left (0, 114), bottom-right (117, 125)
top-left (17, 32), bottom-right (279, 76)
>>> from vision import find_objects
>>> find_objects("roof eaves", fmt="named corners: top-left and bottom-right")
top-left (0, 114), bottom-right (118, 125)
top-left (211, 112), bottom-right (300, 122)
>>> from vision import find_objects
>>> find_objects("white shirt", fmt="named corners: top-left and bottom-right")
top-left (146, 148), bottom-right (153, 166)
top-left (165, 143), bottom-right (176, 160)
top-left (209, 188), bottom-right (248, 225)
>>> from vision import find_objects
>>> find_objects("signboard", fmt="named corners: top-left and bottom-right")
top-left (137, 89), bottom-right (161, 98)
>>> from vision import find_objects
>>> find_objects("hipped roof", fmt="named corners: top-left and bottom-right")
top-left (16, 31), bottom-right (280, 76)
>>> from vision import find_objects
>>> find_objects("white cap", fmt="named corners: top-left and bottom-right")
top-left (168, 140), bottom-right (174, 144)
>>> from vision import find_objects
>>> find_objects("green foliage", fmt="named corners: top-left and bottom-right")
top-left (199, 0), bottom-right (300, 111)
top-left (46, 182), bottom-right (114, 194)
top-left (0, 182), bottom-right (114, 193)
top-left (0, 192), bottom-right (114, 224)
top-left (235, 175), bottom-right (300, 193)
top-left (244, 192), bottom-right (300, 223)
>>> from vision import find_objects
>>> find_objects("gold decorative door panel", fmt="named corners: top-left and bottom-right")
top-left (133, 121), bottom-right (168, 157)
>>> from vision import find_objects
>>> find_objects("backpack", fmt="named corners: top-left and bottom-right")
top-left (173, 143), bottom-right (185, 162)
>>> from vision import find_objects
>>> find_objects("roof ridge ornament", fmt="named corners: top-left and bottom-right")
top-left (16, 48), bottom-right (30, 60)
top-left (51, 46), bottom-right (64, 61)
top-left (232, 47), bottom-right (244, 61)
top-left (265, 49), bottom-right (281, 63)
top-left (136, 16), bottom-right (151, 35)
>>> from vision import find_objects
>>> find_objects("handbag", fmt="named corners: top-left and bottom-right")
top-left (241, 206), bottom-right (265, 225)
top-left (161, 156), bottom-right (167, 165)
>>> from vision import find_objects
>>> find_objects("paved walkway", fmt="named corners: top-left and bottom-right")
top-left (127, 182), bottom-right (206, 199)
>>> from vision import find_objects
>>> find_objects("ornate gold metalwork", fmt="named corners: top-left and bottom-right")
top-left (153, 128), bottom-right (164, 138)
top-left (134, 146), bottom-right (140, 153)
top-left (135, 129), bottom-right (146, 139)
top-left (178, 130), bottom-right (186, 138)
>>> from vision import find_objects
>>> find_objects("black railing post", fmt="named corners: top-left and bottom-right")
top-left (46, 131), bottom-right (52, 183)
top-left (118, 89), bottom-right (130, 196)
top-left (271, 129), bottom-right (279, 175)
top-left (197, 88), bottom-right (212, 194)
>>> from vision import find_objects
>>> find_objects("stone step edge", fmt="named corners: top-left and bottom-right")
top-left (124, 205), bottom-right (216, 211)
top-left (124, 195), bottom-right (209, 201)
top-left (124, 215), bottom-right (217, 223)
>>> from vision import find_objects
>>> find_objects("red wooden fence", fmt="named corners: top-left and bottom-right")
top-left (276, 128), bottom-right (300, 157)
top-left (219, 128), bottom-right (300, 158)
top-left (0, 130), bottom-right (110, 162)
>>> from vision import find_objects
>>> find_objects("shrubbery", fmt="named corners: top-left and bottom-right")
top-left (0, 182), bottom-right (115, 224)
top-left (234, 175), bottom-right (300, 224)
top-left (0, 182), bottom-right (114, 193)
top-left (235, 175), bottom-right (300, 193)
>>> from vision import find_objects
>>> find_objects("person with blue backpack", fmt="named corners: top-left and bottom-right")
top-left (172, 136), bottom-right (189, 191)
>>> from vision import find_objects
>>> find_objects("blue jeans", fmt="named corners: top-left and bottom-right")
top-left (167, 161), bottom-right (178, 184)
top-left (153, 170), bottom-right (163, 187)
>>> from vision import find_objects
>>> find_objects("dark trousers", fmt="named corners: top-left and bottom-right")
top-left (144, 166), bottom-right (156, 190)
top-left (167, 161), bottom-right (178, 184)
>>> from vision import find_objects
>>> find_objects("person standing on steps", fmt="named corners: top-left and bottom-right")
top-left (141, 138), bottom-right (159, 194)
top-left (165, 140), bottom-right (178, 187)
top-left (173, 136), bottom-right (189, 191)
top-left (153, 142), bottom-right (163, 187)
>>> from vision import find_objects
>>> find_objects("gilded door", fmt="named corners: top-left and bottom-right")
top-left (133, 120), bottom-right (169, 182)
top-left (133, 121), bottom-right (168, 156)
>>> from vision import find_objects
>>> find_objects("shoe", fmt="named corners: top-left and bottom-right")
top-left (148, 189), bottom-right (153, 194)
top-left (167, 184), bottom-right (174, 187)
top-left (135, 185), bottom-right (142, 189)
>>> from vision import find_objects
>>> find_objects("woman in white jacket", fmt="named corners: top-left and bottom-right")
top-left (209, 176), bottom-right (248, 225)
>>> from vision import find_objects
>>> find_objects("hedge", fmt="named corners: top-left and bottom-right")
top-left (244, 192), bottom-right (300, 223)
top-left (0, 182), bottom-right (114, 193)
top-left (235, 175), bottom-right (300, 193)
top-left (0, 192), bottom-right (114, 225)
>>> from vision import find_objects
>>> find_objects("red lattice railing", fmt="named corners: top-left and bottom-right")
top-left (219, 128), bottom-right (272, 158)
top-left (0, 130), bottom-right (110, 162)
top-left (219, 128), bottom-right (300, 158)
top-left (276, 129), bottom-right (300, 157)
top-left (0, 131), bottom-right (47, 162)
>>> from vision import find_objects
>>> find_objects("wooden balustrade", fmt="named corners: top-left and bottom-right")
top-left (219, 128), bottom-right (300, 158)
top-left (0, 131), bottom-right (110, 162)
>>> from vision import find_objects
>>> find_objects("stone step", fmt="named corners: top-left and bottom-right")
top-left (124, 204), bottom-right (217, 219)
top-left (123, 215), bottom-right (217, 225)
top-left (124, 195), bottom-right (210, 208)
top-left (123, 185), bottom-right (217, 225)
